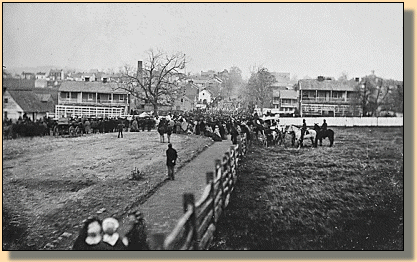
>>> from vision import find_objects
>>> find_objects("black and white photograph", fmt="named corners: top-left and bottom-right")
top-left (3, 3), bottom-right (404, 251)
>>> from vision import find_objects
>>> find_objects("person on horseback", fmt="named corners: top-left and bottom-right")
top-left (300, 119), bottom-right (307, 145)
top-left (321, 119), bottom-right (327, 131)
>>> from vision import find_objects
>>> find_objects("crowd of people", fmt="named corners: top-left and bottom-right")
top-left (2, 110), bottom-right (277, 147)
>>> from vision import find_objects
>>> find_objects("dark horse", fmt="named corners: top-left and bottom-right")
top-left (314, 124), bottom-right (334, 147)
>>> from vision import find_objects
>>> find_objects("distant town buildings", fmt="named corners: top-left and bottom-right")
top-left (2, 65), bottom-right (403, 120)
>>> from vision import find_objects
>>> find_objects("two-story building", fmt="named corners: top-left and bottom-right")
top-left (272, 89), bottom-right (299, 116)
top-left (81, 73), bottom-right (96, 82)
top-left (21, 72), bottom-right (36, 80)
top-left (49, 69), bottom-right (64, 81)
top-left (57, 81), bottom-right (131, 117)
top-left (298, 78), bottom-right (361, 117)
top-left (36, 72), bottom-right (48, 80)
top-left (198, 89), bottom-right (213, 105)
top-left (172, 81), bottom-right (199, 111)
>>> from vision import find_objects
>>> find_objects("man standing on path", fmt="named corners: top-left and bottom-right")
top-left (118, 119), bottom-right (124, 138)
top-left (166, 143), bottom-right (177, 180)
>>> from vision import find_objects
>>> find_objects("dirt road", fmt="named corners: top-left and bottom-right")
top-left (137, 138), bottom-right (234, 248)
top-left (3, 131), bottom-right (213, 250)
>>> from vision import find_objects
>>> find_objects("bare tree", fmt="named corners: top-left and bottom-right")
top-left (338, 71), bottom-right (349, 81)
top-left (245, 67), bottom-right (276, 115)
top-left (220, 66), bottom-right (244, 98)
top-left (117, 49), bottom-right (186, 115)
top-left (352, 75), bottom-right (393, 116)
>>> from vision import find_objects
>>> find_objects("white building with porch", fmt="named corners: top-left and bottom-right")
top-left (57, 81), bottom-right (131, 118)
top-left (298, 78), bottom-right (362, 117)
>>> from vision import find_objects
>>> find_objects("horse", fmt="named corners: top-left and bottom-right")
top-left (313, 124), bottom-right (334, 147)
top-left (286, 125), bottom-right (317, 148)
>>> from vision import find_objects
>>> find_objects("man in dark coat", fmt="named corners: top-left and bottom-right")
top-left (321, 119), bottom-right (327, 131)
top-left (166, 143), bottom-right (178, 180)
top-left (300, 119), bottom-right (307, 145)
top-left (117, 119), bottom-right (124, 138)
top-left (230, 123), bottom-right (239, 145)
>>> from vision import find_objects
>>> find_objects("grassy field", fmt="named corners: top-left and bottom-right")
top-left (210, 127), bottom-right (403, 250)
top-left (2, 131), bottom-right (213, 250)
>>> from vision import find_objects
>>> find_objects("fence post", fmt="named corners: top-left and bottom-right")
top-left (183, 193), bottom-right (198, 250)
top-left (206, 171), bottom-right (216, 228)
top-left (223, 152), bottom-right (231, 208)
top-left (229, 146), bottom-right (236, 179)
top-left (215, 159), bottom-right (222, 181)
top-left (215, 159), bottom-right (224, 216)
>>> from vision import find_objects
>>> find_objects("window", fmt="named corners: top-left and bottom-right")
top-left (71, 93), bottom-right (77, 99)
top-left (119, 95), bottom-right (124, 101)
top-left (181, 98), bottom-right (183, 103)
top-left (4, 98), bottom-right (8, 103)
top-left (88, 94), bottom-right (94, 100)
top-left (332, 92), bottom-right (343, 98)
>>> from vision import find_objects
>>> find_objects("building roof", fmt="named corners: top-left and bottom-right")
top-left (36, 93), bottom-right (52, 102)
top-left (82, 73), bottom-right (96, 78)
top-left (200, 89), bottom-right (213, 95)
top-left (70, 73), bottom-right (83, 78)
top-left (298, 79), bottom-right (358, 91)
top-left (3, 78), bottom-right (36, 89)
top-left (59, 81), bottom-right (129, 94)
top-left (279, 90), bottom-right (298, 99)
top-left (7, 90), bottom-right (55, 113)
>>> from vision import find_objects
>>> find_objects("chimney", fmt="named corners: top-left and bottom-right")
top-left (137, 61), bottom-right (143, 84)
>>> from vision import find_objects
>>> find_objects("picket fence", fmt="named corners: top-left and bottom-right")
top-left (277, 117), bottom-right (403, 127)
top-left (150, 134), bottom-right (248, 250)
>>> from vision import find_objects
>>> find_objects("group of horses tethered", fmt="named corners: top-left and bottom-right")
top-left (251, 121), bottom-right (334, 149)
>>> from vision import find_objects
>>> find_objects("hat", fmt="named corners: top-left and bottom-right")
top-left (85, 221), bottom-right (102, 245)
top-left (102, 217), bottom-right (119, 234)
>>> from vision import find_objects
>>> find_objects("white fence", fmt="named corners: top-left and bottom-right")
top-left (278, 117), bottom-right (403, 127)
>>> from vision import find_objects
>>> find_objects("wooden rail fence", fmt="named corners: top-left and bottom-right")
top-left (151, 134), bottom-right (248, 250)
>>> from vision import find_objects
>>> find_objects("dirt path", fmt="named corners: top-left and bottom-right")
top-left (131, 137), bottom-right (234, 248)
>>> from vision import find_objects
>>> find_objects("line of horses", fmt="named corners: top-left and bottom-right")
top-left (252, 123), bottom-right (334, 149)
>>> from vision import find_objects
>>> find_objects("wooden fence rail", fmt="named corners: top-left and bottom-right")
top-left (152, 134), bottom-right (248, 250)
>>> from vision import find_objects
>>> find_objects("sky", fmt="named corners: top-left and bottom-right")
top-left (3, 3), bottom-right (403, 80)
